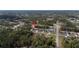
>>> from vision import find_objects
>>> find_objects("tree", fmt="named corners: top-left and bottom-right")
top-left (63, 37), bottom-right (79, 48)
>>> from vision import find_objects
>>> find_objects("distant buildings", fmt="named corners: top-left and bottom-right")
top-left (46, 17), bottom-right (54, 21)
top-left (31, 19), bottom-right (79, 38)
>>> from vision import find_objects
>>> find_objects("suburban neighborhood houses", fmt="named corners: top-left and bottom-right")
top-left (31, 16), bottom-right (79, 38)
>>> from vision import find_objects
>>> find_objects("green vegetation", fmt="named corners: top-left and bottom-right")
top-left (63, 37), bottom-right (79, 48)
top-left (0, 10), bottom-right (79, 48)
top-left (0, 27), bottom-right (56, 48)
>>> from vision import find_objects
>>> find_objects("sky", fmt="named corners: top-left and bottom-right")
top-left (0, 0), bottom-right (79, 10)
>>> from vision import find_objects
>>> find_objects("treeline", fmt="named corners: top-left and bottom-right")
top-left (0, 27), bottom-right (56, 48)
top-left (0, 27), bottom-right (79, 48)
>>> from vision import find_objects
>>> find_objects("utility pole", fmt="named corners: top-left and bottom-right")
top-left (56, 21), bottom-right (60, 48)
